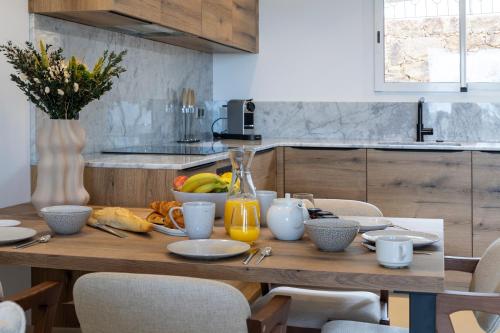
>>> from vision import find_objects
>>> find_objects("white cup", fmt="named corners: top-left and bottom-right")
top-left (168, 202), bottom-right (215, 239)
top-left (376, 236), bottom-right (413, 268)
top-left (256, 190), bottom-right (277, 226)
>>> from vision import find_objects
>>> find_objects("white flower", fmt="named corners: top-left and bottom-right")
top-left (64, 78), bottom-right (69, 83)
top-left (33, 78), bottom-right (40, 84)
top-left (44, 87), bottom-right (50, 94)
top-left (73, 83), bottom-right (79, 92)
top-left (20, 74), bottom-right (27, 81)
top-left (57, 89), bottom-right (64, 96)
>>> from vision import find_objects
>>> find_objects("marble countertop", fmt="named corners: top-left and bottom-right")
top-left (82, 139), bottom-right (500, 170)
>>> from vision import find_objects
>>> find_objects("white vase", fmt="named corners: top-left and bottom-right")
top-left (32, 119), bottom-right (90, 212)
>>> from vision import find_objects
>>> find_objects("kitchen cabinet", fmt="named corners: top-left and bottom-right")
top-left (29, 0), bottom-right (259, 53)
top-left (284, 147), bottom-right (367, 201)
top-left (251, 148), bottom-right (277, 191)
top-left (367, 149), bottom-right (472, 256)
top-left (472, 151), bottom-right (500, 256)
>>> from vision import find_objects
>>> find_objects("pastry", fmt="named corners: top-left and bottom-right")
top-left (88, 207), bottom-right (153, 233)
top-left (148, 201), bottom-right (184, 228)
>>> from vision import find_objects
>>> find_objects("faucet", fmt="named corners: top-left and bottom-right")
top-left (416, 98), bottom-right (433, 142)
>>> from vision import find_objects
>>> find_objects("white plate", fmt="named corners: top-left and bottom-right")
top-left (153, 224), bottom-right (187, 237)
top-left (0, 227), bottom-right (37, 245)
top-left (340, 216), bottom-right (391, 232)
top-left (167, 239), bottom-right (250, 260)
top-left (0, 220), bottom-right (21, 227)
top-left (362, 230), bottom-right (440, 248)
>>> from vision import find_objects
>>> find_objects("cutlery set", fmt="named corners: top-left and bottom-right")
top-left (243, 246), bottom-right (272, 265)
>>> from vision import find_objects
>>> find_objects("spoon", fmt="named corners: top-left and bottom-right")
top-left (256, 247), bottom-right (272, 265)
top-left (15, 234), bottom-right (52, 249)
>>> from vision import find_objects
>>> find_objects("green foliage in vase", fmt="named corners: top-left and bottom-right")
top-left (0, 41), bottom-right (127, 119)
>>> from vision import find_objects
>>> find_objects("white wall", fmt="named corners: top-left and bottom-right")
top-left (0, 0), bottom-right (31, 296)
top-left (213, 0), bottom-right (500, 102)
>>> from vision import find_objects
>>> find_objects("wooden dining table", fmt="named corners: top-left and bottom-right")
top-left (0, 203), bottom-right (445, 333)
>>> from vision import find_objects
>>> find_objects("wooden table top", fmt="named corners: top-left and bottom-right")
top-left (0, 204), bottom-right (445, 293)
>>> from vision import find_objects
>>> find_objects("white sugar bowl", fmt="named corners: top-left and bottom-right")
top-left (267, 194), bottom-right (309, 241)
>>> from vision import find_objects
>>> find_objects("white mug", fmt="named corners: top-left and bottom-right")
top-left (168, 202), bottom-right (215, 239)
top-left (376, 236), bottom-right (413, 268)
top-left (256, 190), bottom-right (277, 226)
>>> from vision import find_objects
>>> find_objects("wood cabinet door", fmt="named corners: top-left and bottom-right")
top-left (232, 0), bottom-right (258, 52)
top-left (284, 148), bottom-right (367, 201)
top-left (367, 149), bottom-right (472, 256)
top-left (201, 0), bottom-right (233, 44)
top-left (161, 0), bottom-right (202, 35)
top-left (251, 148), bottom-right (277, 191)
top-left (472, 151), bottom-right (500, 256)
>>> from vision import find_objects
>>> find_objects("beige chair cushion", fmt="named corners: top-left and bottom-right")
top-left (470, 238), bottom-right (500, 333)
top-left (315, 199), bottom-right (383, 217)
top-left (0, 301), bottom-right (25, 333)
top-left (74, 273), bottom-right (251, 333)
top-left (322, 320), bottom-right (407, 333)
top-left (252, 287), bottom-right (381, 329)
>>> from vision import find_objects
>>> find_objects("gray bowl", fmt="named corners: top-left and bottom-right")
top-left (305, 218), bottom-right (360, 252)
top-left (40, 206), bottom-right (92, 235)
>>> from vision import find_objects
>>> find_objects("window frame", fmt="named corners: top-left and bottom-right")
top-left (374, 0), bottom-right (500, 93)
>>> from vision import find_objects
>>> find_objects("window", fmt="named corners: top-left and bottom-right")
top-left (375, 0), bottom-right (500, 92)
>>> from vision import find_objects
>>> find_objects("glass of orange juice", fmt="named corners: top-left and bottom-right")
top-left (228, 198), bottom-right (260, 244)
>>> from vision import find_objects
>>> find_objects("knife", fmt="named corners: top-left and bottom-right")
top-left (243, 248), bottom-right (259, 265)
top-left (93, 223), bottom-right (128, 238)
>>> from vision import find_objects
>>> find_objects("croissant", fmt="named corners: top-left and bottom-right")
top-left (149, 201), bottom-right (184, 228)
top-left (88, 207), bottom-right (153, 233)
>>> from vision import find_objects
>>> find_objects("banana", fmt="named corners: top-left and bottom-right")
top-left (181, 173), bottom-right (223, 193)
top-left (193, 182), bottom-right (227, 193)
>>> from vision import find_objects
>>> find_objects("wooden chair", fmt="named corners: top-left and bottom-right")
top-left (254, 199), bottom-right (388, 332)
top-left (314, 199), bottom-right (383, 217)
top-left (73, 272), bottom-right (291, 333)
top-left (0, 281), bottom-right (62, 333)
top-left (321, 238), bottom-right (500, 333)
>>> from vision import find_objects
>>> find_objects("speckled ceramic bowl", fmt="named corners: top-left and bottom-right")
top-left (305, 218), bottom-right (360, 252)
top-left (40, 206), bottom-right (92, 235)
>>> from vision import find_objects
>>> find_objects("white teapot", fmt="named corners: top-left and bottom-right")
top-left (267, 193), bottom-right (309, 241)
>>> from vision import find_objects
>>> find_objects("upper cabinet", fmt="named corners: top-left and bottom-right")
top-left (29, 0), bottom-right (259, 53)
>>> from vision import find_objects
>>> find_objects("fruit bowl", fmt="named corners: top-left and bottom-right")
top-left (172, 190), bottom-right (227, 218)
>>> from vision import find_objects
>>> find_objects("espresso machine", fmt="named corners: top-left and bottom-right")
top-left (216, 99), bottom-right (261, 140)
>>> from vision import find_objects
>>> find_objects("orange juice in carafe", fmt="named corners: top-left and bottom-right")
top-left (224, 148), bottom-right (260, 243)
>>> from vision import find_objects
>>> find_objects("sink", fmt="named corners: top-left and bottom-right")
top-left (379, 141), bottom-right (462, 147)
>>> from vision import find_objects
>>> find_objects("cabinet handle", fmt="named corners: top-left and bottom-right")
top-left (479, 150), bottom-right (500, 154)
top-left (290, 147), bottom-right (362, 151)
top-left (256, 148), bottom-right (274, 154)
top-left (373, 148), bottom-right (465, 153)
top-left (216, 165), bottom-right (232, 175)
top-left (182, 162), bottom-right (216, 172)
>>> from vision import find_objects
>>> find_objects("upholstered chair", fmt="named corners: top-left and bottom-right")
top-left (73, 272), bottom-right (291, 333)
top-left (0, 280), bottom-right (62, 333)
top-left (254, 199), bottom-right (388, 331)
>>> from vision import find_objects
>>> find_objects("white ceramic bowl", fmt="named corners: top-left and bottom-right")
top-left (172, 190), bottom-right (227, 218)
top-left (305, 218), bottom-right (360, 252)
top-left (40, 205), bottom-right (92, 235)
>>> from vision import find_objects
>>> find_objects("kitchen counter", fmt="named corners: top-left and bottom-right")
top-left (82, 139), bottom-right (500, 170)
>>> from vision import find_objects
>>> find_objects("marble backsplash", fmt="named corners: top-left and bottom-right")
top-left (253, 102), bottom-right (500, 142)
top-left (31, 15), bottom-right (214, 162)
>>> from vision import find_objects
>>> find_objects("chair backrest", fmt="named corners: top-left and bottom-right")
top-left (74, 273), bottom-right (252, 333)
top-left (0, 301), bottom-right (26, 333)
top-left (0, 281), bottom-right (3, 298)
top-left (470, 238), bottom-right (500, 333)
top-left (314, 199), bottom-right (383, 217)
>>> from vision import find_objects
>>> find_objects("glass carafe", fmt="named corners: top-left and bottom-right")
top-left (224, 148), bottom-right (260, 243)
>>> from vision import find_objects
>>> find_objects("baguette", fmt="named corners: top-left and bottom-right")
top-left (88, 207), bottom-right (153, 233)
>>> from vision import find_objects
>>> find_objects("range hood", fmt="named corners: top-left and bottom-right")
top-left (107, 21), bottom-right (187, 38)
